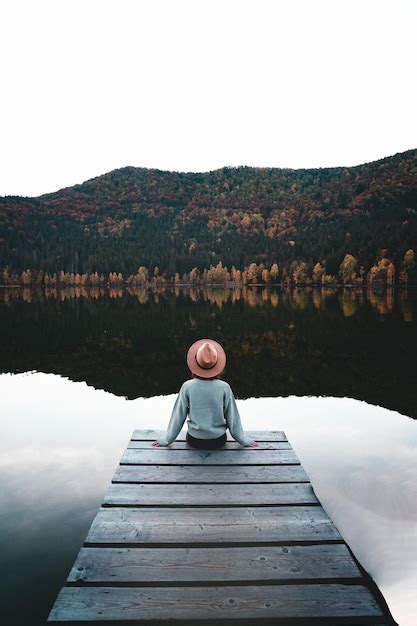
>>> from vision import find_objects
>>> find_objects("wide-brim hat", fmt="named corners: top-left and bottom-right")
top-left (187, 338), bottom-right (226, 378)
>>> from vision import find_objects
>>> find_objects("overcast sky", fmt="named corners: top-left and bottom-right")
top-left (1, 0), bottom-right (416, 196)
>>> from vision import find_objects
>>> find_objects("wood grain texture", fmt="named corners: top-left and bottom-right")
top-left (128, 440), bottom-right (292, 450)
top-left (47, 430), bottom-right (395, 625)
top-left (48, 584), bottom-right (383, 621)
top-left (112, 464), bottom-right (310, 483)
top-left (68, 544), bottom-right (361, 583)
top-left (103, 482), bottom-right (319, 506)
top-left (85, 506), bottom-right (342, 545)
top-left (132, 429), bottom-right (287, 442)
top-left (121, 448), bottom-right (299, 466)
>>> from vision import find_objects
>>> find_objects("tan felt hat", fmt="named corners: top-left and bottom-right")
top-left (186, 338), bottom-right (226, 378)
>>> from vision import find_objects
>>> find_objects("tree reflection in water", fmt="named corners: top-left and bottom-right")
top-left (0, 286), bottom-right (416, 417)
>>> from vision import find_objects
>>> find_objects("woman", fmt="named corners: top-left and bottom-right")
top-left (153, 339), bottom-right (258, 449)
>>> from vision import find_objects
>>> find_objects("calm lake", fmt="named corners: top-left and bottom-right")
top-left (0, 286), bottom-right (416, 625)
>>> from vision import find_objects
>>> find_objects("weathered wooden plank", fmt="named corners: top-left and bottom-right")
top-left (103, 482), bottom-right (319, 506)
top-left (132, 429), bottom-right (288, 442)
top-left (68, 544), bottom-right (361, 583)
top-left (48, 583), bottom-right (383, 621)
top-left (121, 448), bottom-right (299, 465)
top-left (85, 506), bottom-right (342, 545)
top-left (112, 464), bottom-right (310, 483)
top-left (128, 440), bottom-right (292, 450)
top-left (48, 430), bottom-right (395, 624)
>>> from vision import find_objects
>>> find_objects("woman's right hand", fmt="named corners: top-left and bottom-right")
top-left (152, 440), bottom-right (161, 447)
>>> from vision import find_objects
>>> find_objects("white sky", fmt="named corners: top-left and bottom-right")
top-left (1, 0), bottom-right (416, 197)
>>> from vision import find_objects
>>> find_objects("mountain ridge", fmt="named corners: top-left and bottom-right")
top-left (32, 147), bottom-right (416, 199)
top-left (1, 149), bottom-right (416, 282)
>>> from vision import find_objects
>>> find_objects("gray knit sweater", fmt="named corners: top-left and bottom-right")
top-left (157, 378), bottom-right (253, 446)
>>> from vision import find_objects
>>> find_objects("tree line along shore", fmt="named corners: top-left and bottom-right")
top-left (1, 250), bottom-right (415, 290)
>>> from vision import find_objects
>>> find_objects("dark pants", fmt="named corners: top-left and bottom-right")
top-left (186, 431), bottom-right (227, 449)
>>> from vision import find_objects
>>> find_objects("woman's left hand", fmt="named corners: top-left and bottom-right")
top-left (249, 440), bottom-right (258, 448)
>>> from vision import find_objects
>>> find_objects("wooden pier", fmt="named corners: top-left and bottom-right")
top-left (48, 430), bottom-right (397, 624)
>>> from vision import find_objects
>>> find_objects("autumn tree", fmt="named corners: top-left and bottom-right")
top-left (230, 266), bottom-right (241, 283)
top-left (206, 261), bottom-right (230, 283)
top-left (401, 249), bottom-right (415, 285)
top-left (312, 262), bottom-right (324, 285)
top-left (246, 262), bottom-right (259, 284)
top-left (188, 267), bottom-right (199, 283)
top-left (270, 263), bottom-right (279, 282)
top-left (339, 254), bottom-right (357, 284)
top-left (291, 260), bottom-right (309, 286)
top-left (367, 257), bottom-right (392, 289)
top-left (386, 262), bottom-right (395, 287)
top-left (136, 266), bottom-right (149, 284)
top-left (20, 269), bottom-right (31, 285)
top-left (261, 268), bottom-right (270, 283)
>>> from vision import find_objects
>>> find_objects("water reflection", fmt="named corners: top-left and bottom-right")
top-left (1, 287), bottom-right (416, 418)
top-left (1, 284), bottom-right (414, 320)
top-left (1, 284), bottom-right (415, 324)
top-left (0, 373), bottom-right (416, 625)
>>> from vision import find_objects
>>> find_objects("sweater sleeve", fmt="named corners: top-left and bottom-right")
top-left (157, 383), bottom-right (189, 446)
top-left (224, 384), bottom-right (253, 446)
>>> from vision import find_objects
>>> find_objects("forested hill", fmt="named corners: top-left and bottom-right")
top-left (1, 149), bottom-right (416, 282)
